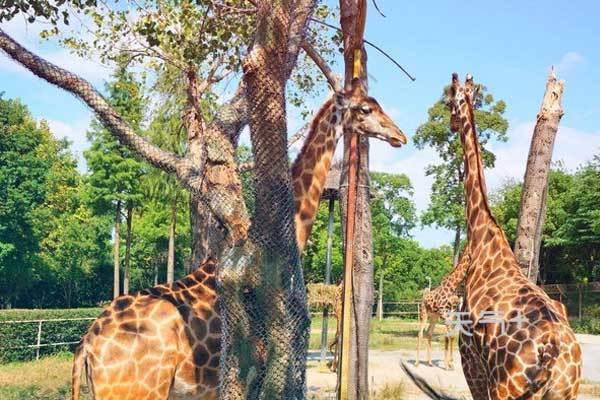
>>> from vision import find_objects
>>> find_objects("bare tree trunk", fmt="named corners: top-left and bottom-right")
top-left (113, 201), bottom-right (121, 299)
top-left (123, 205), bottom-right (133, 295)
top-left (514, 69), bottom-right (564, 283)
top-left (453, 224), bottom-right (461, 265)
top-left (167, 197), bottom-right (177, 284)
top-left (377, 269), bottom-right (384, 321)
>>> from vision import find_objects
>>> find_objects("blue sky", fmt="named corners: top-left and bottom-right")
top-left (1, 1), bottom-right (599, 248)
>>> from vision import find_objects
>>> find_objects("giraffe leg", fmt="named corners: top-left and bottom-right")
top-left (459, 333), bottom-right (489, 400)
top-left (416, 311), bottom-right (428, 367)
top-left (444, 324), bottom-right (455, 370)
top-left (426, 315), bottom-right (438, 367)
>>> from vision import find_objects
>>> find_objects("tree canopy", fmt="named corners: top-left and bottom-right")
top-left (414, 84), bottom-right (508, 260)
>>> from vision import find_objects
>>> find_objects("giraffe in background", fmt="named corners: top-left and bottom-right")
top-left (416, 253), bottom-right (469, 370)
top-left (72, 80), bottom-right (407, 400)
top-left (403, 73), bottom-right (581, 400)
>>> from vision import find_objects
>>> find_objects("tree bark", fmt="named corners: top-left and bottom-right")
top-left (514, 69), bottom-right (564, 283)
top-left (338, 1), bottom-right (371, 398)
top-left (113, 201), bottom-right (121, 299)
top-left (216, 1), bottom-right (316, 398)
top-left (0, 28), bottom-right (250, 245)
top-left (167, 197), bottom-right (177, 284)
top-left (453, 224), bottom-right (461, 265)
top-left (377, 269), bottom-right (384, 321)
top-left (123, 205), bottom-right (133, 295)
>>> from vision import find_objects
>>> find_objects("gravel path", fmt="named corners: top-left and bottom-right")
top-left (306, 334), bottom-right (600, 399)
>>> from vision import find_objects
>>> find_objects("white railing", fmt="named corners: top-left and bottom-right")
top-left (0, 317), bottom-right (95, 360)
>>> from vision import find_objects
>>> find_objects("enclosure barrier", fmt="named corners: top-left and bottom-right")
top-left (0, 317), bottom-right (94, 361)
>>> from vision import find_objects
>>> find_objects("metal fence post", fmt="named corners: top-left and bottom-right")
top-left (35, 320), bottom-right (42, 360)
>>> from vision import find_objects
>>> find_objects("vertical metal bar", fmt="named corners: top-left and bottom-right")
top-left (320, 197), bottom-right (336, 363)
top-left (35, 321), bottom-right (42, 360)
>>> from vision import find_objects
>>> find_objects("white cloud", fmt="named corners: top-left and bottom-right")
top-left (488, 121), bottom-right (600, 190)
top-left (46, 116), bottom-right (93, 170)
top-left (0, 18), bottom-right (110, 86)
top-left (555, 51), bottom-right (585, 75)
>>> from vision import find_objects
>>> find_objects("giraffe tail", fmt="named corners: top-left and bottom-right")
top-left (400, 359), bottom-right (462, 400)
top-left (71, 340), bottom-right (87, 400)
top-left (528, 337), bottom-right (560, 395)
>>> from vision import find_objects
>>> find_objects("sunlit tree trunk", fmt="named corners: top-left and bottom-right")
top-left (123, 205), bottom-right (133, 295)
top-left (514, 70), bottom-right (564, 283)
top-left (113, 201), bottom-right (121, 299)
top-left (167, 197), bottom-right (177, 284)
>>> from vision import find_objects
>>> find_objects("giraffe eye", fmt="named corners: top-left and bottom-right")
top-left (360, 106), bottom-right (372, 114)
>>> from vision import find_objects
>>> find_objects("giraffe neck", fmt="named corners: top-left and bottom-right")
top-left (439, 252), bottom-right (470, 292)
top-left (292, 96), bottom-right (343, 252)
top-left (458, 101), bottom-right (500, 248)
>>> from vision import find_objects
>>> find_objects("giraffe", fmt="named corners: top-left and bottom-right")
top-left (327, 281), bottom-right (343, 372)
top-left (72, 80), bottom-right (407, 400)
top-left (416, 253), bottom-right (469, 370)
top-left (403, 73), bottom-right (581, 400)
top-left (292, 78), bottom-right (406, 252)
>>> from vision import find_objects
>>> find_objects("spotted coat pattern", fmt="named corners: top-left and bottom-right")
top-left (449, 73), bottom-right (581, 400)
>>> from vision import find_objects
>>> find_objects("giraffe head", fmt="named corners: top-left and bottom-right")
top-left (447, 73), bottom-right (479, 133)
top-left (338, 78), bottom-right (407, 147)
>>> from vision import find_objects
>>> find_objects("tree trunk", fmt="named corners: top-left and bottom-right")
top-left (167, 197), bottom-right (177, 284)
top-left (338, 1), bottom-right (371, 398)
top-left (113, 201), bottom-right (121, 299)
top-left (453, 224), bottom-right (461, 265)
top-left (123, 205), bottom-right (133, 295)
top-left (377, 269), bottom-right (384, 321)
top-left (216, 2), bottom-right (315, 398)
top-left (514, 69), bottom-right (564, 283)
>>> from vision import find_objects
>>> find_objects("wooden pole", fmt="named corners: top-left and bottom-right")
top-left (338, 48), bottom-right (362, 400)
top-left (338, 2), bottom-right (370, 398)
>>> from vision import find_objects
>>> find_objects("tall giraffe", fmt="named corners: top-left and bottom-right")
top-left (403, 74), bottom-right (581, 400)
top-left (416, 253), bottom-right (469, 370)
top-left (72, 81), bottom-right (407, 400)
top-left (292, 78), bottom-right (406, 252)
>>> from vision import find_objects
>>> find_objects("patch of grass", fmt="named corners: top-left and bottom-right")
top-left (372, 382), bottom-right (407, 400)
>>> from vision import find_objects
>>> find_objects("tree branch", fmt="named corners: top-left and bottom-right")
top-left (301, 40), bottom-right (342, 92)
top-left (0, 28), bottom-right (181, 173)
top-left (0, 27), bottom-right (250, 243)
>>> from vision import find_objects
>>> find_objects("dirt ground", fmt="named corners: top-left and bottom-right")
top-left (306, 333), bottom-right (600, 399)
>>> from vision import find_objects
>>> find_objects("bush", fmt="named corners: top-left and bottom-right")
top-left (0, 308), bottom-right (102, 363)
top-left (571, 318), bottom-right (600, 335)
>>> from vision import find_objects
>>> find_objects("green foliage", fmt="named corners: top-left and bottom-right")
top-left (84, 66), bottom-right (146, 214)
top-left (0, 96), bottom-right (110, 307)
top-left (571, 318), bottom-right (600, 335)
top-left (414, 84), bottom-right (508, 248)
top-left (492, 163), bottom-right (600, 283)
top-left (303, 171), bottom-right (452, 301)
